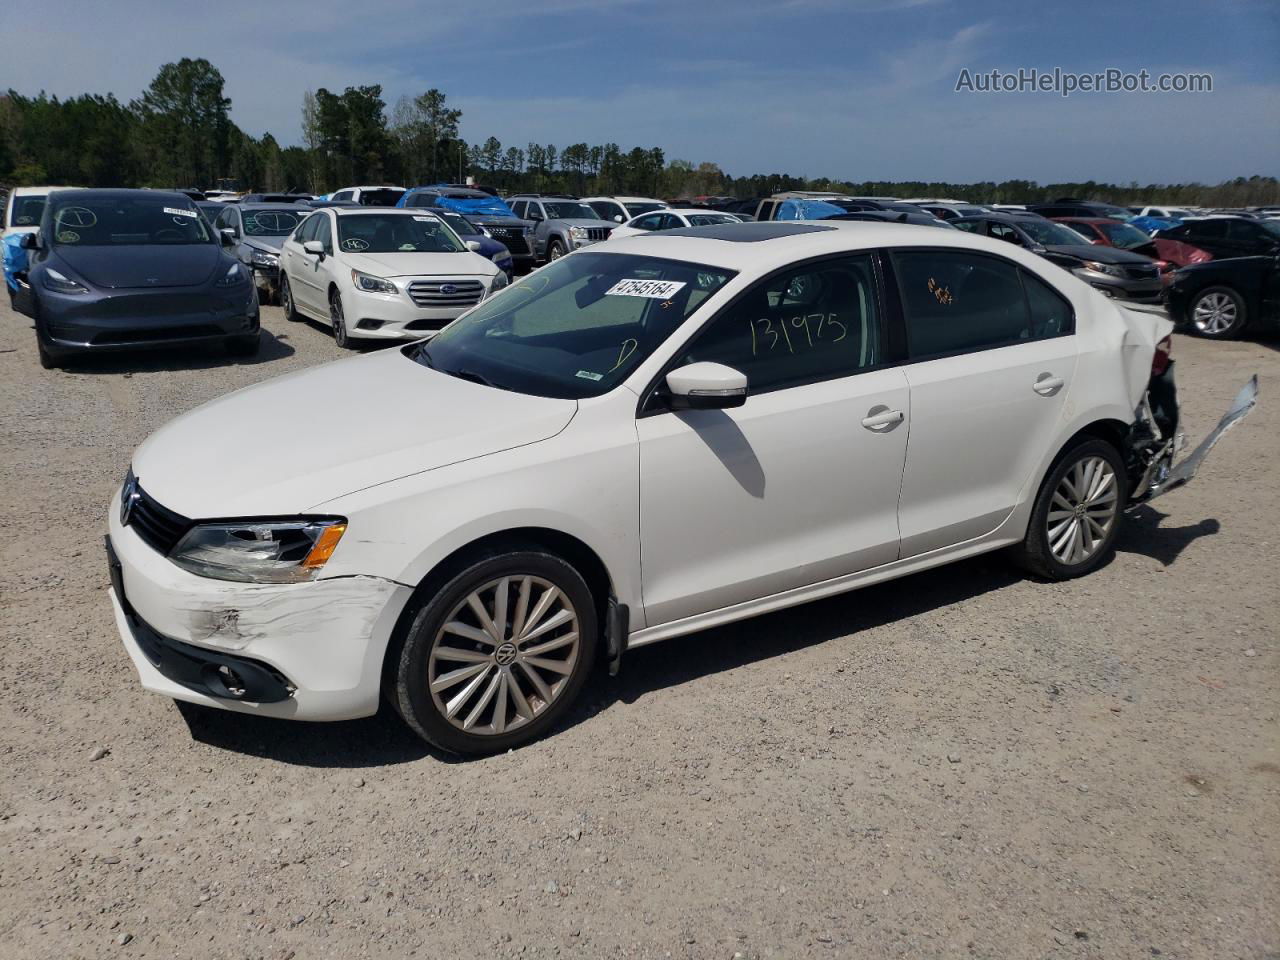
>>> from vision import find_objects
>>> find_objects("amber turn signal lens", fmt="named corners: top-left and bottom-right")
top-left (301, 523), bottom-right (347, 569)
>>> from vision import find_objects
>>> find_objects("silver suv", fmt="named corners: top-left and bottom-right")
top-left (506, 195), bottom-right (616, 262)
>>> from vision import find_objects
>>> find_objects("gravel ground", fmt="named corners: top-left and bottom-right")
top-left (0, 299), bottom-right (1277, 960)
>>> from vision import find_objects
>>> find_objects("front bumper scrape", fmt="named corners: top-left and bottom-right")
top-left (1130, 374), bottom-right (1258, 507)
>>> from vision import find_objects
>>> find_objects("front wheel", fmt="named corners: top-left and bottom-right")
top-left (547, 239), bottom-right (566, 262)
top-left (1009, 438), bottom-right (1126, 581)
top-left (329, 290), bottom-right (355, 349)
top-left (279, 273), bottom-right (302, 322)
top-left (393, 550), bottom-right (598, 755)
top-left (1188, 286), bottom-right (1247, 339)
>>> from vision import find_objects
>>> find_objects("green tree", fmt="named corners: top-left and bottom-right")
top-left (132, 59), bottom-right (231, 186)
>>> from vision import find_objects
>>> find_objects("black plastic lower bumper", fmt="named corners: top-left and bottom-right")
top-left (106, 537), bottom-right (294, 704)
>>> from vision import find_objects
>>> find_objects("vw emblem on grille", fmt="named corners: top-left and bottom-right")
top-left (440, 283), bottom-right (458, 295)
top-left (120, 475), bottom-right (141, 526)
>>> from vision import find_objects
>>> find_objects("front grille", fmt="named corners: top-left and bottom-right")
top-left (92, 294), bottom-right (230, 318)
top-left (1124, 265), bottom-right (1159, 281)
top-left (93, 324), bottom-right (225, 345)
top-left (123, 475), bottom-right (191, 555)
top-left (406, 279), bottom-right (484, 308)
top-left (583, 227), bottom-right (612, 242)
top-left (487, 229), bottom-right (530, 255)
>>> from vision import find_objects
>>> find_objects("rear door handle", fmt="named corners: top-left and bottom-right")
top-left (861, 407), bottom-right (905, 430)
top-left (1033, 374), bottom-right (1065, 396)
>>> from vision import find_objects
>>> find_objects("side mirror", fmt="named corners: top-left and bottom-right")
top-left (303, 240), bottom-right (325, 257)
top-left (220, 228), bottom-right (236, 246)
top-left (528, 213), bottom-right (543, 223)
top-left (20, 232), bottom-right (40, 250)
top-left (665, 362), bottom-right (748, 410)
top-left (1030, 244), bottom-right (1048, 254)
top-left (614, 215), bottom-right (624, 223)
top-left (466, 240), bottom-right (484, 253)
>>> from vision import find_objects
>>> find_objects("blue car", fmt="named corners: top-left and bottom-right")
top-left (428, 208), bottom-right (513, 277)
top-left (11, 189), bottom-right (260, 368)
top-left (398, 186), bottom-right (535, 271)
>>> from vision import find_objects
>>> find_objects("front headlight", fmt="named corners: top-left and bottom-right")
top-left (170, 519), bottom-right (347, 583)
top-left (1080, 260), bottom-right (1124, 277)
top-left (490, 251), bottom-right (510, 265)
top-left (569, 226), bottom-right (588, 239)
top-left (351, 270), bottom-right (398, 296)
top-left (489, 271), bottom-right (510, 294)
top-left (42, 267), bottom-right (88, 294)
top-left (250, 249), bottom-right (279, 268)
top-left (215, 262), bottom-right (249, 287)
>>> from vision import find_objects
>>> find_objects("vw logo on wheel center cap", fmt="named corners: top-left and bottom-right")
top-left (495, 642), bottom-right (518, 665)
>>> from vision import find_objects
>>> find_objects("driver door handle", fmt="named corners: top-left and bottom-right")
top-left (861, 408), bottom-right (905, 430)
top-left (1033, 374), bottom-right (1065, 396)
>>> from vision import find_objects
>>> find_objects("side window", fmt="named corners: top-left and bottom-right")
top-left (1021, 269), bottom-right (1075, 337)
top-left (892, 250), bottom-right (1035, 359)
top-left (331, 191), bottom-right (353, 202)
top-left (405, 193), bottom-right (433, 208)
top-left (292, 214), bottom-right (315, 243)
top-left (658, 214), bottom-right (682, 230)
top-left (952, 219), bottom-right (982, 234)
top-left (1189, 219), bottom-right (1227, 240)
top-left (1226, 220), bottom-right (1261, 242)
top-left (509, 200), bottom-right (526, 218)
top-left (988, 223), bottom-right (1022, 245)
top-left (312, 215), bottom-right (333, 254)
top-left (676, 255), bottom-right (882, 394)
top-left (634, 213), bottom-right (664, 231)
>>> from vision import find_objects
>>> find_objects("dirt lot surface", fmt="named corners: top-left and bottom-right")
top-left (0, 298), bottom-right (1276, 960)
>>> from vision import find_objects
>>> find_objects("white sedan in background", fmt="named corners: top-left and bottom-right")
top-left (277, 207), bottom-right (507, 347)
top-left (608, 208), bottom-right (746, 239)
top-left (106, 221), bottom-right (1254, 755)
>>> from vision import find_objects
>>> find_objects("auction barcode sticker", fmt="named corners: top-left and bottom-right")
top-left (605, 279), bottom-right (686, 299)
top-left (164, 207), bottom-right (197, 218)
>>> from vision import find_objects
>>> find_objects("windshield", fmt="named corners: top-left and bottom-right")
top-left (416, 251), bottom-right (736, 399)
top-left (1096, 221), bottom-right (1152, 249)
top-left (10, 195), bottom-right (47, 227)
top-left (435, 211), bottom-right (481, 237)
top-left (358, 189), bottom-right (405, 207)
top-left (337, 214), bottom-right (465, 253)
top-left (543, 201), bottom-right (600, 220)
top-left (1261, 220), bottom-right (1280, 238)
top-left (1019, 218), bottom-right (1090, 246)
top-left (49, 196), bottom-right (212, 246)
top-left (243, 208), bottom-right (304, 237)
top-left (688, 213), bottom-right (740, 226)
top-left (624, 202), bottom-right (665, 217)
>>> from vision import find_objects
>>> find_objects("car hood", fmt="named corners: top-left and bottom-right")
top-left (341, 249), bottom-right (496, 279)
top-left (1045, 244), bottom-right (1153, 264)
top-left (56, 243), bottom-right (223, 288)
top-left (131, 348), bottom-right (578, 517)
top-left (243, 236), bottom-right (285, 253)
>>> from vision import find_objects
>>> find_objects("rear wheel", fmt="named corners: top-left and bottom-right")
top-left (1188, 286), bottom-right (1247, 339)
top-left (1009, 438), bottom-right (1125, 580)
top-left (393, 549), bottom-right (598, 755)
top-left (279, 274), bottom-right (301, 322)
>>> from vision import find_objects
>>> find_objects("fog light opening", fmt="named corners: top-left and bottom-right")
top-left (216, 664), bottom-right (247, 698)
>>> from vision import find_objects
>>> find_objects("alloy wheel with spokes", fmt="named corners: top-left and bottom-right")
top-left (428, 576), bottom-right (581, 737)
top-left (330, 292), bottom-right (352, 348)
top-left (394, 550), bottom-right (598, 755)
top-left (1190, 287), bottom-right (1245, 339)
top-left (1046, 455), bottom-right (1118, 566)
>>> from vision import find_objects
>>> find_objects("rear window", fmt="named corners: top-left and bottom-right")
top-left (358, 189), bottom-right (405, 207)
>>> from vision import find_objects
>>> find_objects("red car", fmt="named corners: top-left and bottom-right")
top-left (1055, 217), bottom-right (1212, 281)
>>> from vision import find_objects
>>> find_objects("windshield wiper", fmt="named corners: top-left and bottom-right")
top-left (451, 368), bottom-right (512, 391)
top-left (415, 343), bottom-right (436, 368)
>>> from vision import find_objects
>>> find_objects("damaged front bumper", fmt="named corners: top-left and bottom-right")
top-left (1126, 365), bottom-right (1259, 508)
top-left (106, 496), bottom-right (414, 721)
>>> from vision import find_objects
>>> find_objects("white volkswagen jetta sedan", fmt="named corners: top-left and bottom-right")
top-left (277, 207), bottom-right (507, 347)
top-left (106, 221), bottom-right (1255, 755)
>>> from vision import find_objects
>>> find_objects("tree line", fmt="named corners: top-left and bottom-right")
top-left (2, 58), bottom-right (1277, 207)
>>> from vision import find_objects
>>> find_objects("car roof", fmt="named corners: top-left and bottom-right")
top-left (327, 206), bottom-right (441, 217)
top-left (596, 220), bottom-right (1061, 274)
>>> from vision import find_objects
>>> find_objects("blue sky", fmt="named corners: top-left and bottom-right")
top-left (5, 0), bottom-right (1278, 183)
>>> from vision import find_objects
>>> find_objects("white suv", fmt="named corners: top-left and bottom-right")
top-left (277, 207), bottom-right (506, 346)
top-left (106, 220), bottom-right (1255, 754)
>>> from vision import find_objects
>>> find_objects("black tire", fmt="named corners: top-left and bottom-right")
top-left (546, 239), bottom-right (566, 262)
top-left (279, 273), bottom-right (302, 322)
top-left (1185, 285), bottom-right (1247, 340)
top-left (226, 332), bottom-right (260, 357)
top-left (392, 549), bottom-right (599, 756)
top-left (1009, 437), bottom-right (1127, 581)
top-left (34, 317), bottom-right (61, 369)
top-left (329, 290), bottom-right (355, 349)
